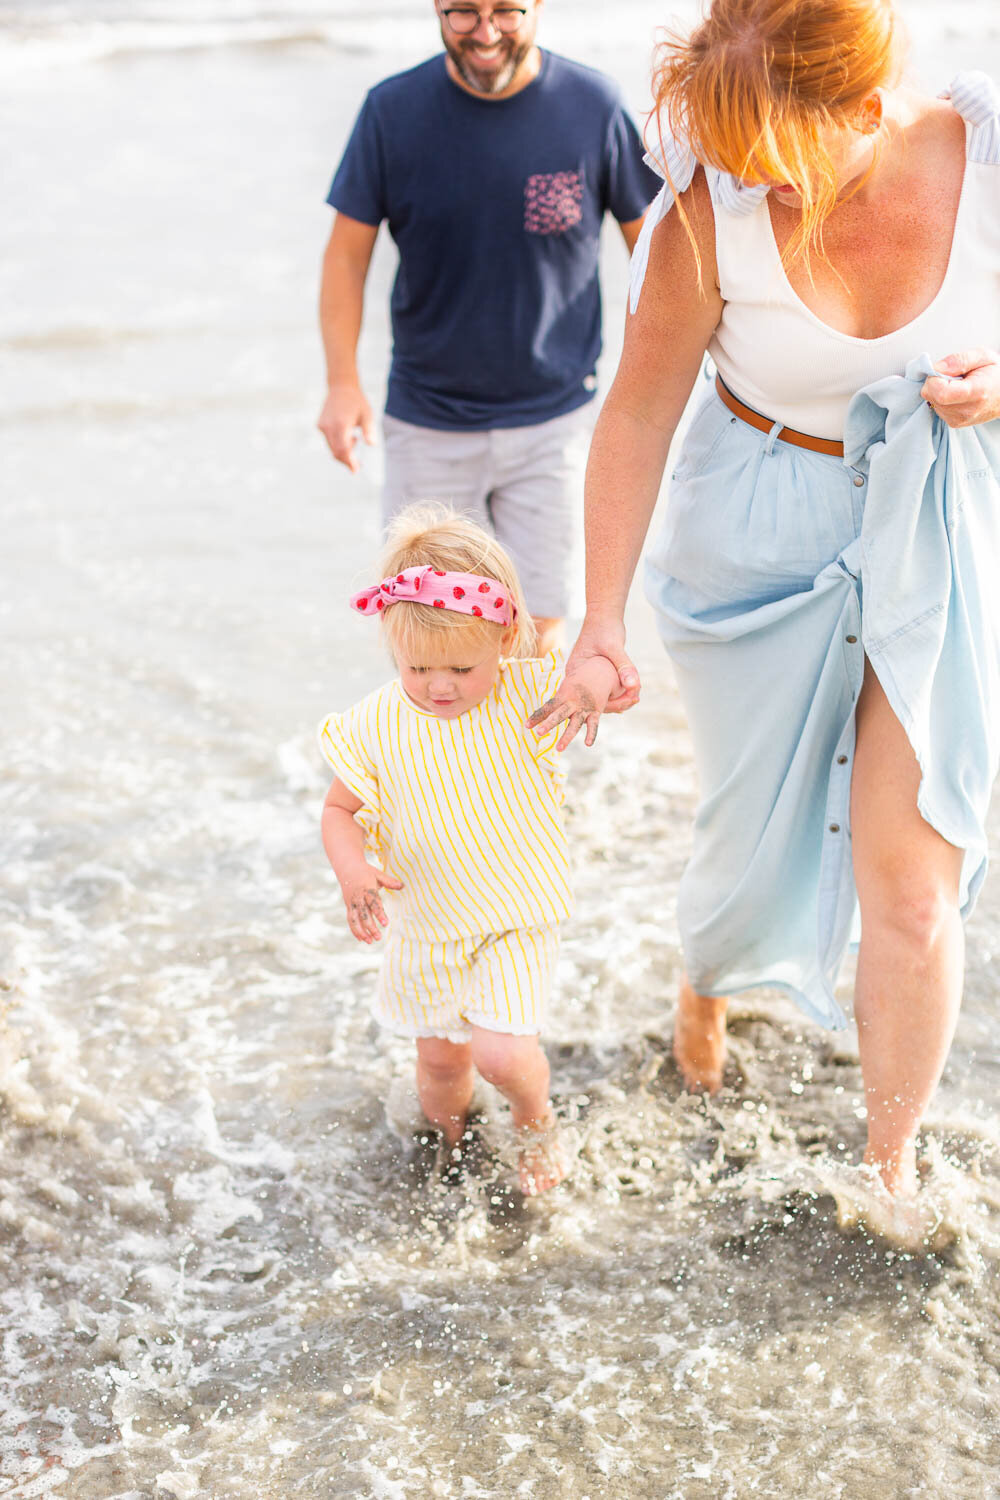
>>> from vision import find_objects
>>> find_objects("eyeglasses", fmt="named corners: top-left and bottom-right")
top-left (439, 6), bottom-right (530, 35)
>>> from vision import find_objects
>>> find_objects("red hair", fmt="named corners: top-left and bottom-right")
top-left (652, 0), bottom-right (900, 265)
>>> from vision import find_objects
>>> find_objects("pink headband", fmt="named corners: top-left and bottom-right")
top-left (350, 565), bottom-right (516, 625)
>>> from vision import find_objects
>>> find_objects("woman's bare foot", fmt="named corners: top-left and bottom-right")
top-left (864, 1142), bottom-right (919, 1198)
top-left (830, 1162), bottom-right (952, 1251)
top-left (517, 1112), bottom-right (569, 1197)
top-left (673, 978), bottom-right (728, 1094)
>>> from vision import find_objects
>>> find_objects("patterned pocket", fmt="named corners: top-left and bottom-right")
top-left (524, 171), bottom-right (583, 235)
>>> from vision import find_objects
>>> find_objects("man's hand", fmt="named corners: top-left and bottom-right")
top-left (921, 349), bottom-right (1000, 429)
top-left (527, 614), bottom-right (640, 750)
top-left (318, 382), bottom-right (376, 472)
top-left (339, 864), bottom-right (404, 944)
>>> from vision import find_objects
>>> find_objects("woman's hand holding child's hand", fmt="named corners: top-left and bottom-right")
top-left (528, 614), bottom-right (641, 750)
top-left (339, 864), bottom-right (404, 945)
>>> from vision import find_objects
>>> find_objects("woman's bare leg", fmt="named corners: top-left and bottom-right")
top-left (851, 663), bottom-right (965, 1195)
top-left (673, 978), bottom-right (728, 1093)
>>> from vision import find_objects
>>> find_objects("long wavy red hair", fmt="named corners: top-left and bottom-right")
top-left (652, 0), bottom-right (901, 265)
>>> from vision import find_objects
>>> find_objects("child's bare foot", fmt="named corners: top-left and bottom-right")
top-left (517, 1113), bottom-right (569, 1197)
top-left (673, 978), bottom-right (728, 1094)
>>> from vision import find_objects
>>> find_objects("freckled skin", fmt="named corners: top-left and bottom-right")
top-left (768, 98), bottom-right (967, 341)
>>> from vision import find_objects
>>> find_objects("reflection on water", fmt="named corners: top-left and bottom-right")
top-left (2, 7), bottom-right (1000, 1496)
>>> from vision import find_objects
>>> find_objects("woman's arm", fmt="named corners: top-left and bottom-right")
top-left (530, 170), bottom-right (724, 749)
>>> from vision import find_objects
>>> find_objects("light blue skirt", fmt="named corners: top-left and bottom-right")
top-left (645, 369), bottom-right (1000, 1029)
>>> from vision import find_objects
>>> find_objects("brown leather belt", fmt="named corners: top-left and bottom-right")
top-left (715, 374), bottom-right (844, 457)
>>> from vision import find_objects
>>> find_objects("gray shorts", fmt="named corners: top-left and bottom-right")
top-left (382, 405), bottom-right (593, 619)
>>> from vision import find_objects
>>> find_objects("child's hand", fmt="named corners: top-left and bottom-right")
top-left (529, 620), bottom-right (637, 749)
top-left (340, 865), bottom-right (404, 944)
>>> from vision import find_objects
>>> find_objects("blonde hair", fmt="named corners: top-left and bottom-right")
top-left (652, 0), bottom-right (900, 268)
top-left (373, 504), bottom-right (536, 662)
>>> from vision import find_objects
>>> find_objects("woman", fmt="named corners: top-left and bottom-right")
top-left (531, 0), bottom-right (1000, 1203)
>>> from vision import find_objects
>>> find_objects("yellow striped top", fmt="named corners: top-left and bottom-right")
top-left (318, 654), bottom-right (572, 941)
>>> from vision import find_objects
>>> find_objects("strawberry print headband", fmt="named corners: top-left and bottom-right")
top-left (350, 565), bottom-right (516, 625)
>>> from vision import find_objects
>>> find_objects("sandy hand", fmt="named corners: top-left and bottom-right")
top-left (341, 867), bottom-right (404, 944)
top-left (528, 628), bottom-right (639, 751)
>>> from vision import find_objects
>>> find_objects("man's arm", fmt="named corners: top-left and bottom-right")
top-left (617, 215), bottom-right (645, 254)
top-left (317, 212), bottom-right (380, 472)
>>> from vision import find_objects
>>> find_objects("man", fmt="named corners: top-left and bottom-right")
top-left (317, 1), bottom-right (658, 648)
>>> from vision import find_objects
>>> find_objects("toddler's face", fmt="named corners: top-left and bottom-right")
top-left (398, 640), bottom-right (503, 719)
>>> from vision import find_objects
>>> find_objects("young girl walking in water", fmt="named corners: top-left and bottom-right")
top-left (319, 506), bottom-right (593, 1195)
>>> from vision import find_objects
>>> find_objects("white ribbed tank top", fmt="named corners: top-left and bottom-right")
top-left (629, 73), bottom-right (1000, 442)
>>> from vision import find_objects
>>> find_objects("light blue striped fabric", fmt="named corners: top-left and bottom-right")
top-left (645, 360), bottom-right (1000, 1027)
top-left (949, 71), bottom-right (1000, 163)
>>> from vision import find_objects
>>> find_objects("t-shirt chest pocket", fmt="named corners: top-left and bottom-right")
top-left (523, 170), bottom-right (584, 235)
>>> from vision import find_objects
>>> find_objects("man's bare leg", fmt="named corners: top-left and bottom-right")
top-left (673, 977), bottom-right (728, 1093)
top-left (532, 616), bottom-right (564, 655)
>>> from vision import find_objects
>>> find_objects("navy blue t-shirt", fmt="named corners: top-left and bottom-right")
top-left (327, 52), bottom-right (659, 430)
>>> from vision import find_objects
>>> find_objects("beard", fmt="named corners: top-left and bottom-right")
top-left (443, 33), bottom-right (534, 95)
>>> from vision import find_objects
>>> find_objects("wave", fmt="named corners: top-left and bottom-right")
top-left (0, 2), bottom-right (436, 71)
top-left (2, 325), bottom-right (176, 351)
top-left (0, 387), bottom-right (311, 424)
top-left (3, 1), bottom-right (993, 73)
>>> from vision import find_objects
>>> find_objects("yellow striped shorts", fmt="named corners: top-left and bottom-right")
top-left (374, 924), bottom-right (561, 1043)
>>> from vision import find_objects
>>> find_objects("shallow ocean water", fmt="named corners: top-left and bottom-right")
top-left (2, 2), bottom-right (1000, 1495)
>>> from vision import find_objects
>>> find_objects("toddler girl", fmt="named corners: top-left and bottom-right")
top-left (319, 506), bottom-right (583, 1195)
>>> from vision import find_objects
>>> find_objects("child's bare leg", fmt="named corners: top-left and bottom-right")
top-left (415, 1037), bottom-right (474, 1147)
top-left (673, 976), bottom-right (728, 1093)
top-left (469, 1027), bottom-right (567, 1195)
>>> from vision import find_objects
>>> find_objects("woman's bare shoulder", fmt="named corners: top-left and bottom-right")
top-left (895, 88), bottom-right (969, 169)
top-left (644, 165), bottom-right (722, 303)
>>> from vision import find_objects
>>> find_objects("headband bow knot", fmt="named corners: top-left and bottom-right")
top-left (350, 564), bottom-right (515, 624)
